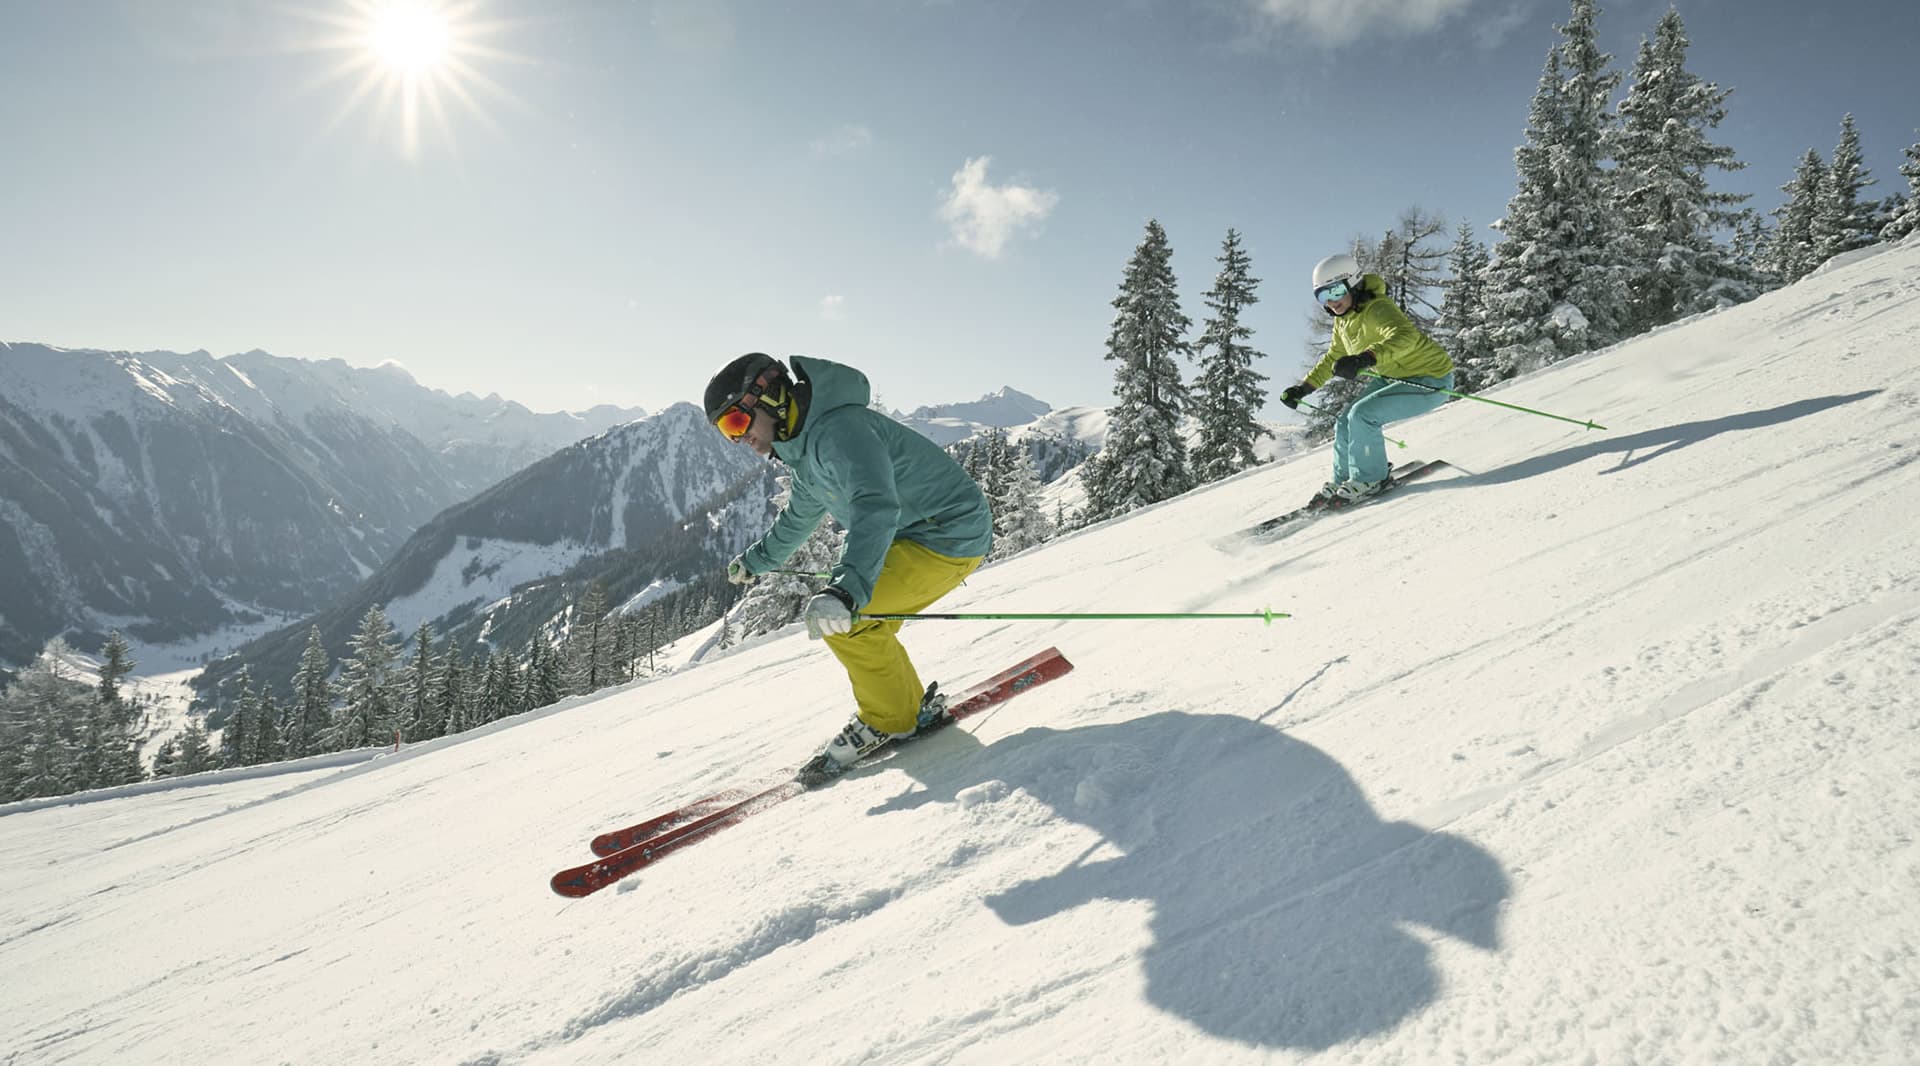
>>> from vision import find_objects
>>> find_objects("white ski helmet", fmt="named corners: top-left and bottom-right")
top-left (1311, 253), bottom-right (1363, 295)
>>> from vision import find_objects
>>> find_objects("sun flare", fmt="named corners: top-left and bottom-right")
top-left (299, 0), bottom-right (520, 160)
top-left (367, 4), bottom-right (452, 75)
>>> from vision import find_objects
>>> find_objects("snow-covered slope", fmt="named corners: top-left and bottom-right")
top-left (3, 239), bottom-right (1919, 1064)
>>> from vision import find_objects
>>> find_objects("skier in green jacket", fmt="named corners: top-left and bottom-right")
top-left (705, 353), bottom-right (993, 780)
top-left (1279, 253), bottom-right (1456, 502)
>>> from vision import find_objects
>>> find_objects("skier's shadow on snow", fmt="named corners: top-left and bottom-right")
top-left (1437, 390), bottom-right (1877, 485)
top-left (879, 710), bottom-right (1509, 1051)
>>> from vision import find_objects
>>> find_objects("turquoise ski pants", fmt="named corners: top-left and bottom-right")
top-left (1332, 372), bottom-right (1455, 484)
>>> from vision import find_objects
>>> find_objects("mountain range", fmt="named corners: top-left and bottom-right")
top-left (0, 342), bottom-right (645, 665)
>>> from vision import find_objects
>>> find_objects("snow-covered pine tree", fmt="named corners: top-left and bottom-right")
top-left (562, 582), bottom-right (611, 697)
top-left (1767, 149), bottom-right (1828, 284)
top-left (1082, 219), bottom-right (1194, 520)
top-left (1882, 132), bottom-right (1920, 243)
top-left (1730, 210), bottom-right (1775, 289)
top-left (989, 430), bottom-right (1053, 558)
top-left (474, 653), bottom-right (506, 724)
top-left (97, 630), bottom-right (134, 709)
top-left (402, 623), bottom-right (439, 742)
top-left (1610, 8), bottom-right (1754, 332)
top-left (1439, 222), bottom-right (1496, 391)
top-left (150, 736), bottom-right (178, 779)
top-left (609, 619), bottom-right (635, 686)
top-left (253, 690), bottom-right (283, 764)
top-left (1814, 114), bottom-right (1877, 263)
top-left (332, 606), bottom-right (399, 749)
top-left (220, 667), bottom-right (255, 767)
top-left (171, 719), bottom-right (215, 776)
top-left (1189, 228), bottom-right (1271, 483)
top-left (526, 637), bottom-right (563, 710)
top-left (0, 641), bottom-right (91, 799)
top-left (437, 651), bottom-right (468, 736)
top-left (93, 630), bottom-right (143, 786)
top-left (1481, 0), bottom-right (1630, 379)
top-left (287, 626), bottom-right (333, 757)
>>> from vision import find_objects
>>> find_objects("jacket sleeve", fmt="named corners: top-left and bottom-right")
top-left (1303, 330), bottom-right (1350, 389)
top-left (742, 476), bottom-right (828, 574)
top-left (812, 418), bottom-right (901, 609)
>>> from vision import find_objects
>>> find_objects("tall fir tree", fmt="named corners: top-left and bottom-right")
top-left (1189, 228), bottom-right (1271, 483)
top-left (402, 623), bottom-right (439, 742)
top-left (171, 719), bottom-right (216, 776)
top-left (254, 690), bottom-right (283, 763)
top-left (1480, 0), bottom-right (1630, 379)
top-left (288, 626), bottom-right (333, 757)
top-left (562, 583), bottom-right (612, 697)
top-left (1882, 132), bottom-right (1920, 242)
top-left (333, 605), bottom-right (399, 749)
top-left (1609, 8), bottom-right (1753, 332)
top-left (1814, 114), bottom-right (1877, 262)
top-left (93, 630), bottom-right (144, 786)
top-left (986, 430), bottom-right (1054, 558)
top-left (220, 667), bottom-right (256, 768)
top-left (1082, 219), bottom-right (1194, 519)
top-left (0, 641), bottom-right (90, 799)
top-left (1767, 149), bottom-right (1828, 284)
top-left (435, 651), bottom-right (467, 737)
top-left (526, 638), bottom-right (563, 710)
top-left (1439, 222), bottom-right (1496, 391)
top-left (97, 631), bottom-right (135, 709)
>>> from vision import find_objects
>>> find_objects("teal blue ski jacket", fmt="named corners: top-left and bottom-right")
top-left (741, 356), bottom-right (992, 608)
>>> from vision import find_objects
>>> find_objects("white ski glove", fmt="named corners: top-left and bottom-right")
top-left (803, 588), bottom-right (856, 640)
top-left (725, 555), bottom-right (755, 585)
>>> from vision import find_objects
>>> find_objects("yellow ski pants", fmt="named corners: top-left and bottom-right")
top-left (824, 539), bottom-right (983, 735)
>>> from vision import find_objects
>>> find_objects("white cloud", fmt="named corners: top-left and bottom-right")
top-left (819, 294), bottom-right (846, 321)
top-left (937, 156), bottom-right (1060, 260)
top-left (810, 124), bottom-right (873, 158)
top-left (1248, 0), bottom-right (1473, 48)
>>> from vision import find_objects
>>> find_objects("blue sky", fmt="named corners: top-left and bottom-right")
top-left (2, 1), bottom-right (1915, 420)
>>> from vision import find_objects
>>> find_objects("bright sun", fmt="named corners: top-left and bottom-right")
top-left (299, 0), bottom-right (518, 160)
top-left (368, 4), bottom-right (452, 75)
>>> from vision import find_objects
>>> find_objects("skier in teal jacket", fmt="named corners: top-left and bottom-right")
top-left (705, 353), bottom-right (992, 780)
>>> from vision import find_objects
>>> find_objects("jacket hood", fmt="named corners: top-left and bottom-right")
top-left (790, 356), bottom-right (871, 439)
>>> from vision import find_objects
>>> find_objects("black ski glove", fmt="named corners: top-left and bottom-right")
top-left (1280, 383), bottom-right (1315, 410)
top-left (1332, 350), bottom-right (1377, 381)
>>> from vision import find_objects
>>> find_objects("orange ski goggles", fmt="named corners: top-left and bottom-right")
top-left (713, 397), bottom-right (759, 440)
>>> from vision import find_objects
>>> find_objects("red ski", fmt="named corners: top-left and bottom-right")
top-left (551, 647), bottom-right (1075, 898)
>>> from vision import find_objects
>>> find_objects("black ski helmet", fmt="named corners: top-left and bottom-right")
top-left (704, 352), bottom-right (797, 439)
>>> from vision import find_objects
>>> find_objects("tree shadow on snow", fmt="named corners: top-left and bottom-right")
top-left (880, 711), bottom-right (1510, 1051)
top-left (1443, 390), bottom-right (1878, 486)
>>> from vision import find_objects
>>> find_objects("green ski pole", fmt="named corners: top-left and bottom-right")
top-left (1297, 400), bottom-right (1407, 448)
top-left (857, 608), bottom-right (1289, 626)
top-left (1361, 370), bottom-right (1606, 431)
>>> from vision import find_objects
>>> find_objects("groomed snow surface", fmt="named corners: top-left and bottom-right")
top-left (4, 240), bottom-right (1919, 1064)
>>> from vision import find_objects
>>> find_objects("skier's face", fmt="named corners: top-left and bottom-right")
top-left (1325, 291), bottom-right (1354, 316)
top-left (738, 405), bottom-right (776, 457)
